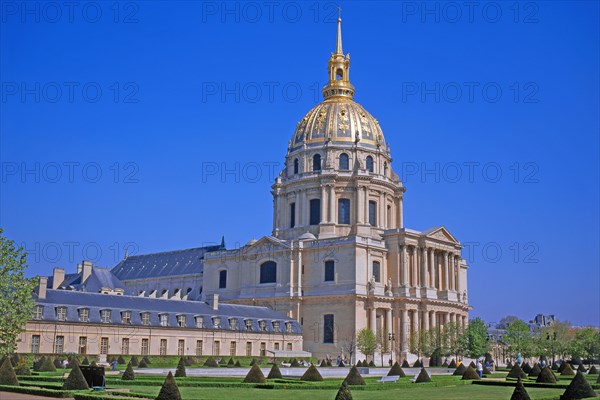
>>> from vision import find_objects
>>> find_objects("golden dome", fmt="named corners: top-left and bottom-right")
top-left (292, 99), bottom-right (386, 148)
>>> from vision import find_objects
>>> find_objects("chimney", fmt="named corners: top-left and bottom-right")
top-left (82, 260), bottom-right (93, 283)
top-left (52, 268), bottom-right (65, 289)
top-left (208, 294), bottom-right (219, 310)
top-left (77, 263), bottom-right (82, 273)
top-left (37, 276), bottom-right (48, 299)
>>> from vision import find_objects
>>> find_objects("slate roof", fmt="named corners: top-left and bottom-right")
top-left (47, 267), bottom-right (127, 293)
top-left (111, 244), bottom-right (224, 281)
top-left (33, 289), bottom-right (301, 334)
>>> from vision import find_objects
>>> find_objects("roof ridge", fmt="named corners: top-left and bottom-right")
top-left (126, 244), bottom-right (223, 258)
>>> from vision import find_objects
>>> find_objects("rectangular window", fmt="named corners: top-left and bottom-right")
top-left (309, 199), bottom-right (321, 225)
top-left (287, 343), bottom-right (292, 351)
top-left (79, 308), bottom-right (89, 322)
top-left (34, 305), bottom-right (43, 320)
top-left (260, 342), bottom-right (266, 357)
top-left (368, 201), bottom-right (377, 226)
top-left (373, 261), bottom-right (381, 283)
top-left (338, 199), bottom-right (350, 224)
top-left (159, 339), bottom-right (167, 355)
top-left (229, 318), bottom-right (238, 330)
top-left (177, 315), bottom-right (186, 327)
top-left (246, 342), bottom-right (252, 356)
top-left (141, 339), bottom-right (149, 355)
top-left (274, 342), bottom-right (280, 351)
top-left (219, 270), bottom-right (227, 289)
top-left (56, 307), bottom-right (67, 321)
top-left (230, 341), bottom-right (236, 356)
top-left (196, 340), bottom-right (203, 356)
top-left (31, 335), bottom-right (40, 353)
top-left (122, 338), bottom-right (129, 355)
top-left (55, 335), bottom-right (64, 353)
top-left (290, 203), bottom-right (296, 228)
top-left (324, 260), bottom-right (335, 282)
top-left (78, 337), bottom-right (87, 354)
top-left (122, 311), bottom-right (131, 324)
top-left (195, 316), bottom-right (203, 328)
top-left (101, 310), bottom-right (111, 323)
top-left (324, 314), bottom-right (334, 343)
top-left (245, 319), bottom-right (253, 331)
top-left (213, 340), bottom-right (220, 356)
top-left (100, 337), bottom-right (109, 354)
top-left (141, 312), bottom-right (150, 325)
top-left (160, 314), bottom-right (168, 327)
top-left (178, 339), bottom-right (185, 356)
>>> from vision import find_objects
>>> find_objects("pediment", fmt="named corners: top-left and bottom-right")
top-left (243, 236), bottom-right (290, 256)
top-left (423, 226), bottom-right (460, 244)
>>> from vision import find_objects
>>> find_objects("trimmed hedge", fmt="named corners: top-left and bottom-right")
top-left (267, 363), bottom-right (282, 379)
top-left (448, 359), bottom-right (457, 369)
top-left (138, 359), bottom-right (148, 368)
top-left (413, 359), bottom-right (423, 368)
top-left (122, 362), bottom-right (135, 381)
top-left (462, 365), bottom-right (481, 380)
top-left (355, 360), bottom-right (362, 367)
top-left (453, 364), bottom-right (467, 376)
top-left (38, 356), bottom-right (57, 372)
top-left (510, 378), bottom-right (531, 400)
top-left (401, 360), bottom-right (410, 368)
top-left (63, 364), bottom-right (89, 390)
top-left (343, 366), bottom-right (365, 385)
top-left (156, 371), bottom-right (182, 400)
top-left (588, 365), bottom-right (598, 374)
top-left (300, 365), bottom-right (323, 382)
top-left (0, 385), bottom-right (71, 398)
top-left (576, 364), bottom-right (587, 373)
top-left (335, 381), bottom-right (352, 400)
top-left (174, 358), bottom-right (186, 378)
top-left (507, 364), bottom-right (528, 379)
top-left (387, 361), bottom-right (405, 377)
top-left (528, 363), bottom-right (542, 377)
top-left (560, 371), bottom-right (597, 399)
top-left (130, 355), bottom-right (139, 367)
top-left (536, 366), bottom-right (557, 383)
top-left (244, 364), bottom-right (266, 383)
top-left (0, 357), bottom-right (19, 386)
top-left (415, 368), bottom-right (431, 383)
top-left (522, 362), bottom-right (532, 374)
top-left (203, 357), bottom-right (218, 368)
top-left (561, 363), bottom-right (575, 376)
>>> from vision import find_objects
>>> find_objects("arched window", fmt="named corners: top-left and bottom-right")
top-left (383, 161), bottom-right (388, 176)
top-left (293, 158), bottom-right (299, 174)
top-left (369, 201), bottom-right (377, 226)
top-left (313, 154), bottom-right (321, 171)
top-left (309, 199), bottom-right (321, 225)
top-left (366, 156), bottom-right (374, 173)
top-left (218, 270), bottom-right (227, 289)
top-left (338, 199), bottom-right (350, 224)
top-left (339, 153), bottom-right (349, 170)
top-left (260, 261), bottom-right (277, 284)
top-left (324, 260), bottom-right (335, 282)
top-left (372, 261), bottom-right (381, 283)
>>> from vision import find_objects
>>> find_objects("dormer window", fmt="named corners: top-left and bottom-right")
top-left (56, 306), bottom-right (67, 321)
top-left (272, 321), bottom-right (280, 332)
top-left (33, 305), bottom-right (43, 320)
top-left (195, 316), bottom-right (204, 328)
top-left (177, 315), bottom-right (186, 327)
top-left (100, 309), bottom-right (111, 323)
top-left (259, 320), bottom-right (267, 332)
top-left (229, 318), bottom-right (238, 330)
top-left (245, 319), bottom-right (253, 331)
top-left (141, 312), bottom-right (150, 325)
top-left (121, 311), bottom-right (132, 324)
top-left (285, 322), bottom-right (293, 333)
top-left (159, 313), bottom-right (168, 327)
top-left (212, 317), bottom-right (221, 329)
top-left (78, 308), bottom-right (89, 322)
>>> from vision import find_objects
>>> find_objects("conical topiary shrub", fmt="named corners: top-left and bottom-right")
top-left (335, 381), bottom-right (353, 400)
top-left (67, 357), bottom-right (79, 369)
top-left (469, 361), bottom-right (476, 369)
top-left (508, 363), bottom-right (527, 379)
top-left (235, 360), bottom-right (241, 367)
top-left (401, 359), bottom-right (410, 368)
top-left (143, 356), bottom-right (151, 364)
top-left (62, 364), bottom-right (89, 390)
top-left (138, 359), bottom-right (148, 368)
top-left (174, 358), bottom-right (186, 378)
top-left (510, 378), bottom-right (531, 400)
top-left (54, 358), bottom-right (62, 369)
top-left (561, 362), bottom-right (575, 376)
top-left (301, 364), bottom-right (323, 381)
top-left (576, 364), bottom-right (587, 373)
top-left (588, 365), bottom-right (598, 374)
top-left (338, 360), bottom-right (345, 367)
top-left (10, 354), bottom-right (20, 367)
top-left (522, 362), bottom-right (532, 374)
top-left (343, 366), bottom-right (365, 385)
top-left (90, 361), bottom-right (97, 367)
top-left (227, 358), bottom-right (235, 368)
top-left (387, 361), bottom-right (406, 377)
top-left (14, 360), bottom-right (31, 376)
top-left (552, 361), bottom-right (559, 371)
top-left (290, 359), bottom-right (300, 367)
top-left (203, 357), bottom-right (218, 368)
top-left (244, 364), bottom-right (266, 383)
top-left (320, 359), bottom-right (327, 367)
top-left (327, 359), bottom-right (332, 367)
top-left (117, 355), bottom-right (125, 365)
top-left (462, 365), bottom-right (481, 380)
top-left (536, 366), bottom-right (557, 383)
top-left (130, 355), bottom-right (139, 367)
top-left (368, 360), bottom-right (375, 367)
top-left (267, 363), bottom-right (282, 379)
top-left (453, 363), bottom-right (467, 376)
top-left (442, 360), bottom-right (448, 367)
top-left (39, 356), bottom-right (56, 372)
top-left (558, 362), bottom-right (567, 373)
top-left (122, 362), bottom-right (135, 381)
top-left (415, 367), bottom-right (431, 383)
top-left (81, 356), bottom-right (90, 366)
top-left (528, 363), bottom-right (542, 377)
top-left (448, 359), bottom-right (457, 368)
top-left (0, 357), bottom-right (19, 386)
top-left (355, 360), bottom-right (362, 367)
top-left (156, 371), bottom-right (182, 400)
top-left (559, 371), bottom-right (598, 400)
top-left (413, 359), bottom-right (423, 368)
top-left (507, 361), bottom-right (513, 369)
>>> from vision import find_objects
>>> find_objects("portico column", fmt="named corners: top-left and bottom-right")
top-left (295, 191), bottom-right (301, 227)
top-left (443, 251), bottom-right (449, 290)
top-left (328, 185), bottom-right (334, 223)
top-left (430, 311), bottom-right (437, 330)
top-left (456, 257), bottom-right (461, 293)
top-left (401, 309), bottom-right (409, 353)
top-left (412, 309), bottom-right (420, 337)
top-left (423, 309), bottom-right (429, 332)
top-left (356, 186), bottom-right (364, 224)
top-left (386, 309), bottom-right (392, 336)
top-left (301, 190), bottom-right (308, 226)
top-left (421, 247), bottom-right (428, 288)
top-left (320, 185), bottom-right (327, 224)
top-left (400, 246), bottom-right (408, 287)
top-left (370, 308), bottom-right (377, 333)
top-left (364, 187), bottom-right (369, 224)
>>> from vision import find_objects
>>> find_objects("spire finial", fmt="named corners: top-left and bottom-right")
top-left (335, 6), bottom-right (343, 55)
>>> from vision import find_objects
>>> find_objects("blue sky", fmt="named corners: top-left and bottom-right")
top-left (1, 1), bottom-right (598, 326)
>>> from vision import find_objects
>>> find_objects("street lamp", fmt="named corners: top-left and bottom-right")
top-left (388, 332), bottom-right (395, 366)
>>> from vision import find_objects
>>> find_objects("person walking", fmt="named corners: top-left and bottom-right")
top-left (476, 359), bottom-right (483, 378)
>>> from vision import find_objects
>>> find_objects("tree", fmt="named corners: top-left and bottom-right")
top-left (376, 328), bottom-right (390, 366)
top-left (572, 328), bottom-right (600, 366)
top-left (355, 328), bottom-right (377, 362)
top-left (339, 331), bottom-right (357, 365)
top-left (441, 322), bottom-right (465, 359)
top-left (409, 329), bottom-right (433, 360)
top-left (536, 321), bottom-right (574, 362)
top-left (497, 315), bottom-right (519, 329)
top-left (0, 229), bottom-right (36, 357)
top-left (459, 318), bottom-right (490, 358)
top-left (504, 320), bottom-right (535, 358)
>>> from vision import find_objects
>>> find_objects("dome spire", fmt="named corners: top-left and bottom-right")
top-left (322, 9), bottom-right (355, 100)
top-left (335, 7), bottom-right (343, 55)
